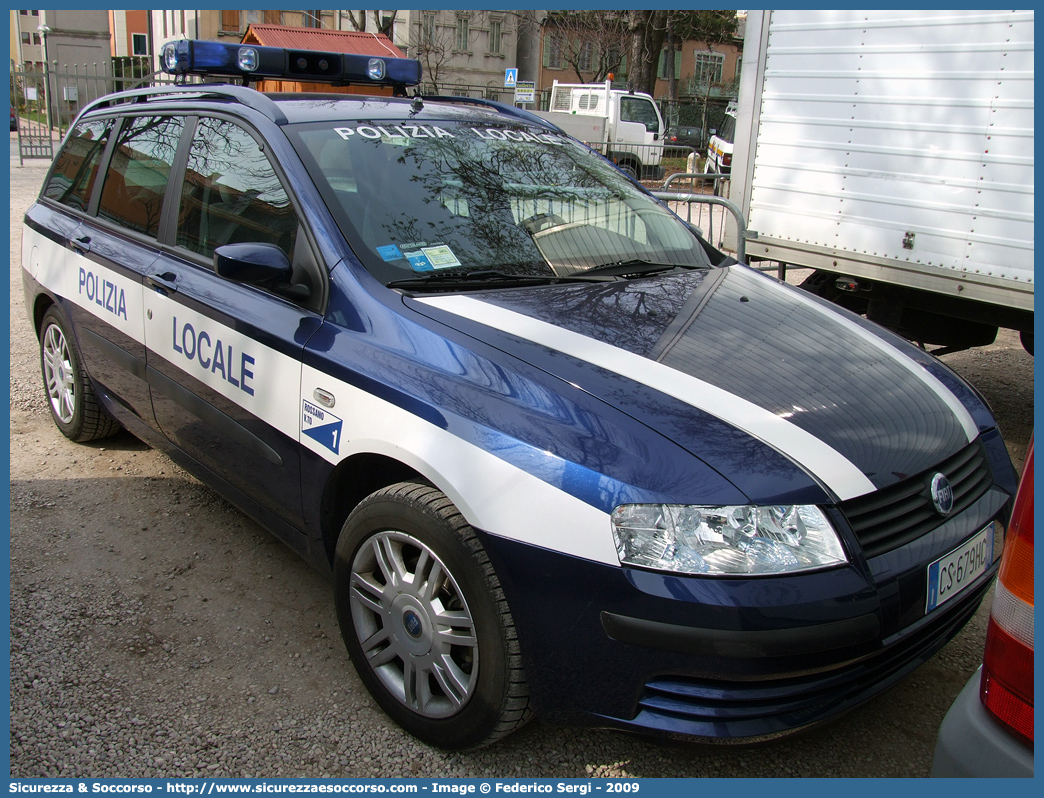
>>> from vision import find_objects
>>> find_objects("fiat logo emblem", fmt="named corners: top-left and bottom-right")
top-left (930, 473), bottom-right (954, 516)
top-left (403, 610), bottom-right (423, 638)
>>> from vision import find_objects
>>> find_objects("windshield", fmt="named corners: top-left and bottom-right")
top-left (287, 119), bottom-right (711, 287)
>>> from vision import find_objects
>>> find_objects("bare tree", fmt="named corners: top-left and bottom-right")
top-left (543, 10), bottom-right (629, 84)
top-left (405, 11), bottom-right (490, 93)
top-left (344, 10), bottom-right (398, 38)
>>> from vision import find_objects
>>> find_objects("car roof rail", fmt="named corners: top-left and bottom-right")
top-left (419, 95), bottom-right (555, 131)
top-left (76, 83), bottom-right (288, 125)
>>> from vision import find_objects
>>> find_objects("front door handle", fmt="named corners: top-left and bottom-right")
top-left (71, 235), bottom-right (91, 254)
top-left (146, 271), bottom-right (179, 294)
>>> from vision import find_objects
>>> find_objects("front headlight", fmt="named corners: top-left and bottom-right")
top-left (611, 504), bottom-right (847, 576)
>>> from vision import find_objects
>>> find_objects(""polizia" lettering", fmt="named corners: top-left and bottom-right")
top-left (78, 267), bottom-right (128, 321)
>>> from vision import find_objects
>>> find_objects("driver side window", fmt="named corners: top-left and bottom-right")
top-left (620, 97), bottom-right (659, 133)
top-left (176, 117), bottom-right (298, 261)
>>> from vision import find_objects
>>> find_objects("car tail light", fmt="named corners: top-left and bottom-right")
top-left (980, 437), bottom-right (1033, 744)
top-left (722, 153), bottom-right (732, 167)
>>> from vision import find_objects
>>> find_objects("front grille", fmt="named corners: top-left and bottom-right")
top-left (841, 440), bottom-right (992, 559)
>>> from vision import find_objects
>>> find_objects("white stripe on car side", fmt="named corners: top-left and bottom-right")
top-left (27, 229), bottom-right (304, 442)
top-left (300, 364), bottom-right (620, 565)
top-left (145, 290), bottom-right (305, 442)
top-left (25, 227), bottom-right (621, 565)
top-left (418, 294), bottom-right (881, 501)
top-left (27, 229), bottom-right (148, 345)
top-left (767, 274), bottom-right (979, 442)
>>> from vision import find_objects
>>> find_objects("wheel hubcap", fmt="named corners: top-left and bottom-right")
top-left (349, 531), bottom-right (478, 718)
top-left (42, 323), bottom-right (76, 424)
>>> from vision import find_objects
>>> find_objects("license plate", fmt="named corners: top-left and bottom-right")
top-left (926, 523), bottom-right (994, 613)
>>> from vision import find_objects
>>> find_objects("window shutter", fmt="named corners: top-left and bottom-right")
top-left (657, 49), bottom-right (665, 77)
top-left (542, 37), bottom-right (550, 68)
top-left (674, 49), bottom-right (682, 79)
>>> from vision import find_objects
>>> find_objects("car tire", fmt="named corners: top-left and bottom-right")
top-left (334, 481), bottom-right (531, 750)
top-left (39, 305), bottom-right (121, 442)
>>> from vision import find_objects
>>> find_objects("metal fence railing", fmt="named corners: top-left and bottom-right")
top-left (652, 190), bottom-right (746, 264)
top-left (11, 58), bottom-right (179, 164)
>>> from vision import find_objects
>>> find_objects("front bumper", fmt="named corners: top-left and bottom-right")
top-left (931, 666), bottom-right (1034, 777)
top-left (479, 480), bottom-right (1011, 742)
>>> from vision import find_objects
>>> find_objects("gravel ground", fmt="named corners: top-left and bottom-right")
top-left (8, 153), bottom-right (1034, 779)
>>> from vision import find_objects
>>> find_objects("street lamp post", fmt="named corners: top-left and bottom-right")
top-left (37, 24), bottom-right (52, 133)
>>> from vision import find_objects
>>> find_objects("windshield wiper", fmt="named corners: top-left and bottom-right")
top-left (387, 268), bottom-right (614, 292)
top-left (581, 259), bottom-right (708, 278)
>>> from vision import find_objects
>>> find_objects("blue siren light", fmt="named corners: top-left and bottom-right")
top-left (160, 40), bottom-right (422, 87)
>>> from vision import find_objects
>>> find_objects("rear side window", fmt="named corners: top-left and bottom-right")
top-left (719, 114), bottom-right (736, 144)
top-left (43, 119), bottom-right (111, 211)
top-left (97, 115), bottom-right (185, 238)
top-left (176, 118), bottom-right (298, 260)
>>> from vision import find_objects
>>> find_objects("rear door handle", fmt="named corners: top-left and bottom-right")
top-left (71, 235), bottom-right (91, 254)
top-left (146, 271), bottom-right (179, 294)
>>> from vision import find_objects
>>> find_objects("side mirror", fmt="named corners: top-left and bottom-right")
top-left (214, 243), bottom-right (292, 286)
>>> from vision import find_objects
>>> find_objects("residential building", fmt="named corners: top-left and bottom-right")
top-left (12, 9), bottom-right (110, 71)
top-left (151, 10), bottom-right (406, 72)
top-left (394, 10), bottom-right (520, 100)
top-left (110, 11), bottom-right (150, 58)
top-left (11, 9), bottom-right (44, 69)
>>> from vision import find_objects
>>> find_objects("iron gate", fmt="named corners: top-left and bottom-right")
top-left (10, 58), bottom-right (178, 164)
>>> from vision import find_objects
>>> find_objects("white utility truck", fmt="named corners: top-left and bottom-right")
top-left (730, 9), bottom-right (1034, 352)
top-left (535, 80), bottom-right (666, 181)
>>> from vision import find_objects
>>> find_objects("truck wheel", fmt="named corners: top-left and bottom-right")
top-left (39, 305), bottom-right (121, 442)
top-left (334, 481), bottom-right (531, 750)
top-left (618, 163), bottom-right (638, 181)
top-left (1020, 330), bottom-right (1033, 356)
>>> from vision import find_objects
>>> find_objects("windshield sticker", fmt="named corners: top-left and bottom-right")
top-left (421, 245), bottom-right (461, 269)
top-left (376, 244), bottom-right (404, 262)
top-left (333, 125), bottom-right (564, 146)
top-left (405, 251), bottom-right (434, 272)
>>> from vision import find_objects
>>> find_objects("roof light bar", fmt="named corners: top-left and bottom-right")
top-left (160, 40), bottom-right (422, 87)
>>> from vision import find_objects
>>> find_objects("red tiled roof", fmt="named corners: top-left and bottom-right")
top-left (242, 24), bottom-right (405, 58)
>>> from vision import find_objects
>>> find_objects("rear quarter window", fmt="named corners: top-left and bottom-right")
top-left (43, 119), bottom-right (111, 211)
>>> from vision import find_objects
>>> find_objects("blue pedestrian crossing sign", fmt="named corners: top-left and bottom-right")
top-left (504, 68), bottom-right (518, 88)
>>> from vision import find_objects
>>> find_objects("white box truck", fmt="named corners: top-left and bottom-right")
top-left (535, 80), bottom-right (666, 181)
top-left (730, 10), bottom-right (1034, 352)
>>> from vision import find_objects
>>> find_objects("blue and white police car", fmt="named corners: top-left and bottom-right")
top-left (22, 41), bottom-right (1018, 750)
